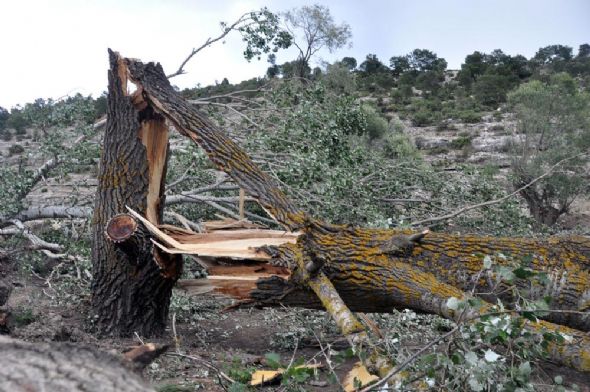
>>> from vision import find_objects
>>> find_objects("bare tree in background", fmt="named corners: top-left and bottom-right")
top-left (283, 4), bottom-right (352, 78)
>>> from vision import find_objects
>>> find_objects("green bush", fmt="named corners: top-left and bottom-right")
top-left (362, 105), bottom-right (388, 139)
top-left (450, 135), bottom-right (473, 149)
top-left (457, 110), bottom-right (482, 123)
top-left (382, 133), bottom-right (421, 160)
top-left (411, 109), bottom-right (439, 126)
top-left (8, 144), bottom-right (24, 155)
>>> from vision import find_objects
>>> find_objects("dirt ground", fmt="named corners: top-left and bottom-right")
top-left (1, 251), bottom-right (590, 392)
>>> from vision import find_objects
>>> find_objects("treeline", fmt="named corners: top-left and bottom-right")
top-left (0, 94), bottom-right (106, 143)
top-left (178, 43), bottom-right (590, 128)
top-left (1, 43), bottom-right (589, 139)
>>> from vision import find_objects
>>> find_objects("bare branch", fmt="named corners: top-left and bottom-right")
top-left (9, 206), bottom-right (93, 224)
top-left (167, 12), bottom-right (251, 78)
top-left (189, 100), bottom-right (262, 128)
top-left (164, 211), bottom-right (202, 233)
top-left (165, 194), bottom-right (252, 206)
top-left (5, 220), bottom-right (63, 253)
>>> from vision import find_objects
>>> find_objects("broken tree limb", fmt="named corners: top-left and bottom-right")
top-left (123, 55), bottom-right (307, 231)
top-left (147, 209), bottom-right (589, 331)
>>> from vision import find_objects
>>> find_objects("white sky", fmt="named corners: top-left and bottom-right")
top-left (1, 0), bottom-right (589, 109)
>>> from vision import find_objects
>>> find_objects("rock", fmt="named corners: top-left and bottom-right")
top-left (414, 136), bottom-right (450, 150)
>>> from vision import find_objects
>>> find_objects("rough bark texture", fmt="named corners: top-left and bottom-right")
top-left (90, 50), bottom-right (181, 337)
top-left (256, 227), bottom-right (590, 330)
top-left (116, 52), bottom-right (590, 373)
top-left (0, 336), bottom-right (153, 392)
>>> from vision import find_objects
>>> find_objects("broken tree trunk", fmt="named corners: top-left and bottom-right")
top-left (133, 212), bottom-right (590, 372)
top-left (113, 51), bottom-right (590, 374)
top-left (132, 207), bottom-right (590, 332)
top-left (90, 50), bottom-right (181, 337)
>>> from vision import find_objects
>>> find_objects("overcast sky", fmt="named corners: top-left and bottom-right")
top-left (1, 0), bottom-right (589, 109)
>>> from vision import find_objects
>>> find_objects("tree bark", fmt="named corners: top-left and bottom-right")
top-left (90, 50), bottom-right (181, 337)
top-left (0, 336), bottom-right (154, 392)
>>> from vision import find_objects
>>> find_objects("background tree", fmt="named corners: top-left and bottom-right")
top-left (0, 107), bottom-right (8, 130)
top-left (390, 49), bottom-right (447, 95)
top-left (389, 55), bottom-right (410, 76)
top-left (578, 43), bottom-right (590, 58)
top-left (168, 7), bottom-right (292, 78)
top-left (340, 56), bottom-right (357, 71)
top-left (359, 54), bottom-right (387, 74)
top-left (407, 49), bottom-right (447, 73)
top-left (458, 51), bottom-right (489, 87)
top-left (283, 4), bottom-right (352, 78)
top-left (508, 73), bottom-right (590, 226)
top-left (533, 44), bottom-right (574, 64)
top-left (322, 61), bottom-right (357, 94)
top-left (5, 107), bottom-right (30, 135)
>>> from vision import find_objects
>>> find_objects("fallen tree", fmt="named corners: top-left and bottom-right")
top-left (93, 51), bottom-right (590, 378)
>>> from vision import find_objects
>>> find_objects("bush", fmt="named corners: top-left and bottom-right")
top-left (473, 73), bottom-right (516, 107)
top-left (411, 109), bottom-right (439, 126)
top-left (382, 133), bottom-right (421, 160)
top-left (450, 135), bottom-right (473, 149)
top-left (362, 105), bottom-right (388, 139)
top-left (8, 144), bottom-right (24, 156)
top-left (0, 129), bottom-right (11, 141)
top-left (457, 110), bottom-right (482, 123)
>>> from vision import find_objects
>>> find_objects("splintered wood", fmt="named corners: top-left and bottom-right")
top-left (127, 207), bottom-right (300, 260)
top-left (127, 207), bottom-right (296, 298)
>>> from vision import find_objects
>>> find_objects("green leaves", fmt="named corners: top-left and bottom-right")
top-left (236, 8), bottom-right (292, 62)
top-left (264, 352), bottom-right (282, 370)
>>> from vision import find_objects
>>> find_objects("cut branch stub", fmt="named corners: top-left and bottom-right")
top-left (381, 229), bottom-right (429, 256)
top-left (105, 213), bottom-right (144, 266)
top-left (105, 214), bottom-right (138, 243)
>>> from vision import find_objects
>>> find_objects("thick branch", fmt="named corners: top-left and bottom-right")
top-left (122, 54), bottom-right (307, 230)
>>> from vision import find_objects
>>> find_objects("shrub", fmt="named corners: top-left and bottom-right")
top-left (362, 105), bottom-right (388, 139)
top-left (8, 144), bottom-right (24, 155)
top-left (450, 135), bottom-right (473, 149)
top-left (457, 110), bottom-right (482, 123)
top-left (382, 133), bottom-right (421, 160)
top-left (412, 109), bottom-right (438, 126)
top-left (0, 129), bottom-right (11, 141)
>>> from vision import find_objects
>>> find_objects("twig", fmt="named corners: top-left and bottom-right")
top-left (167, 12), bottom-right (252, 78)
top-left (171, 313), bottom-right (181, 353)
top-left (360, 327), bottom-right (460, 392)
top-left (312, 329), bottom-right (345, 391)
top-left (165, 352), bottom-right (236, 384)
top-left (134, 332), bottom-right (145, 345)
top-left (190, 100), bottom-right (262, 128)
